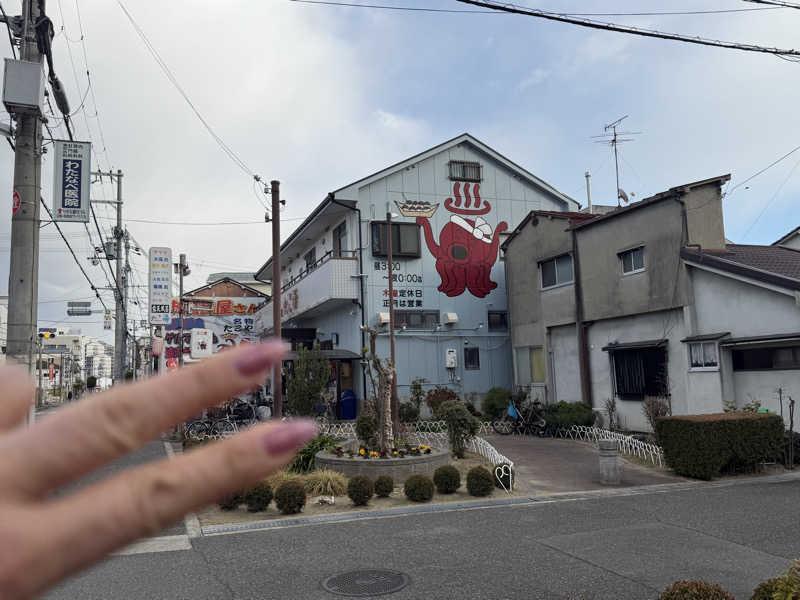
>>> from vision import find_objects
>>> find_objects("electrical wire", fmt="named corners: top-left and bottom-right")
top-left (289, 0), bottom-right (784, 16)
top-left (0, 1), bottom-right (17, 59)
top-left (117, 0), bottom-right (268, 209)
top-left (740, 154), bottom-right (800, 241)
top-left (454, 0), bottom-right (800, 57)
top-left (744, 0), bottom-right (800, 8)
top-left (97, 216), bottom-right (307, 225)
top-left (726, 143), bottom-right (800, 197)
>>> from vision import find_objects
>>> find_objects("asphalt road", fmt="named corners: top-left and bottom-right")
top-left (43, 476), bottom-right (800, 600)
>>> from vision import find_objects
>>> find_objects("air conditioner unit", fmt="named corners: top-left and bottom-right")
top-left (377, 312), bottom-right (390, 325)
top-left (443, 312), bottom-right (459, 325)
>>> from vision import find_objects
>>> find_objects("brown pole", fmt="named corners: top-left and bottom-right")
top-left (271, 181), bottom-right (283, 418)
top-left (386, 211), bottom-right (400, 434)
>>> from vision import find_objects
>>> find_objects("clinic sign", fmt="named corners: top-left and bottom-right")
top-left (52, 140), bottom-right (91, 222)
top-left (148, 247), bottom-right (173, 325)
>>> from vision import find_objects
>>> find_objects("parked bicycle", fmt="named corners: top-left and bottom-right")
top-left (492, 398), bottom-right (547, 436)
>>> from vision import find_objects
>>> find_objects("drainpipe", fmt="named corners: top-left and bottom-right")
top-left (328, 194), bottom-right (368, 409)
top-left (572, 228), bottom-right (593, 408)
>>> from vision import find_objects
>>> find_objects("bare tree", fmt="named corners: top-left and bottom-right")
top-left (361, 325), bottom-right (395, 450)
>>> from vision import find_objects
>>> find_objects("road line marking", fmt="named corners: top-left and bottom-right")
top-left (113, 534), bottom-right (192, 556)
top-left (163, 440), bottom-right (203, 538)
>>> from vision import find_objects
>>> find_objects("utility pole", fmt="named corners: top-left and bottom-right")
top-left (175, 253), bottom-right (189, 367)
top-left (124, 229), bottom-right (131, 378)
top-left (270, 180), bottom-right (283, 418)
top-left (6, 0), bottom-right (43, 384)
top-left (385, 208), bottom-right (399, 434)
top-left (36, 334), bottom-right (43, 408)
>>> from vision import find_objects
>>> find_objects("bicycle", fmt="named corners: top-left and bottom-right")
top-left (492, 398), bottom-right (547, 436)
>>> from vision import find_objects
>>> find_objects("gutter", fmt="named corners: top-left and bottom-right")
top-left (572, 228), bottom-right (592, 408)
top-left (328, 193), bottom-right (368, 406)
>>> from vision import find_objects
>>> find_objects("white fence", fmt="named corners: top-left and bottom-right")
top-left (558, 425), bottom-right (665, 468)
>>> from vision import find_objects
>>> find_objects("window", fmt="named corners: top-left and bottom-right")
top-left (371, 222), bottom-right (421, 257)
top-left (620, 246), bottom-right (645, 274)
top-left (733, 346), bottom-right (800, 371)
top-left (488, 311), bottom-right (508, 331)
top-left (394, 310), bottom-right (439, 329)
top-left (540, 254), bottom-right (573, 289)
top-left (464, 347), bottom-right (480, 370)
top-left (448, 160), bottom-right (482, 182)
top-left (332, 222), bottom-right (347, 257)
top-left (304, 248), bottom-right (316, 272)
top-left (515, 346), bottom-right (545, 385)
top-left (689, 342), bottom-right (718, 369)
top-left (611, 347), bottom-right (668, 399)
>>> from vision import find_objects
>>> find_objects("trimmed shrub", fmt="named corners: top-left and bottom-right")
top-left (356, 410), bottom-right (379, 448)
top-left (399, 402), bottom-right (419, 423)
top-left (244, 482), bottom-right (273, 512)
top-left (439, 400), bottom-right (479, 458)
top-left (265, 469), bottom-right (304, 491)
top-left (374, 475), bottom-right (394, 498)
top-left (426, 386), bottom-right (459, 418)
top-left (658, 580), bottom-right (734, 600)
top-left (274, 480), bottom-right (306, 515)
top-left (288, 435), bottom-right (335, 473)
top-left (218, 491), bottom-right (243, 511)
top-left (493, 463), bottom-right (514, 490)
top-left (544, 401), bottom-right (595, 430)
top-left (404, 475), bottom-right (434, 502)
top-left (771, 559), bottom-right (800, 600)
top-left (347, 476), bottom-right (374, 506)
top-left (304, 469), bottom-right (348, 497)
top-left (750, 578), bottom-right (779, 600)
top-left (483, 387), bottom-right (510, 422)
top-left (466, 466), bottom-right (494, 497)
top-left (433, 465), bottom-right (461, 494)
top-left (655, 413), bottom-right (785, 480)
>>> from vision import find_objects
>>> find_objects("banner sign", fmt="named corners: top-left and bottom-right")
top-left (52, 140), bottom-right (91, 222)
top-left (103, 309), bottom-right (112, 330)
top-left (148, 247), bottom-right (173, 325)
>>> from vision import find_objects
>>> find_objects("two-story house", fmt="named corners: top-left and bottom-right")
top-left (254, 133), bottom-right (579, 413)
top-left (504, 174), bottom-right (800, 431)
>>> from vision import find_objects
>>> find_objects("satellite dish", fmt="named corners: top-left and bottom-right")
top-left (618, 188), bottom-right (629, 204)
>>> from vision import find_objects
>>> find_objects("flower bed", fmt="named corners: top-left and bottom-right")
top-left (316, 446), bottom-right (451, 480)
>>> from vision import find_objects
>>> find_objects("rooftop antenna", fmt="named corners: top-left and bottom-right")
top-left (592, 115), bottom-right (641, 206)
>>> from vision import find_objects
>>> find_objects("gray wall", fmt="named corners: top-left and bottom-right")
top-left (577, 198), bottom-right (690, 323)
top-left (683, 182), bottom-right (726, 251)
top-left (550, 324), bottom-right (580, 403)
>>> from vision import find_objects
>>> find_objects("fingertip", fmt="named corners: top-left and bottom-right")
top-left (234, 341), bottom-right (289, 377)
top-left (261, 419), bottom-right (317, 455)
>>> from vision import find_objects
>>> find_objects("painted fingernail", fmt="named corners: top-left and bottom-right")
top-left (263, 420), bottom-right (317, 455)
top-left (235, 342), bottom-right (288, 376)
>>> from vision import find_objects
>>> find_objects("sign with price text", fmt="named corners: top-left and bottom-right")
top-left (148, 247), bottom-right (173, 325)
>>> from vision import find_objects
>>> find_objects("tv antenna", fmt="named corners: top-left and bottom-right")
top-left (592, 115), bottom-right (641, 206)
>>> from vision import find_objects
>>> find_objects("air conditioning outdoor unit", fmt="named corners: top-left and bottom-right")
top-left (377, 312), bottom-right (390, 325)
top-left (443, 312), bottom-right (459, 325)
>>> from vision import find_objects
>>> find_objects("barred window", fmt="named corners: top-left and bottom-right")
top-left (448, 160), bottom-right (482, 182)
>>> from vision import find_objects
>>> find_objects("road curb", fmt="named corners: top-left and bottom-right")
top-left (163, 440), bottom-right (203, 538)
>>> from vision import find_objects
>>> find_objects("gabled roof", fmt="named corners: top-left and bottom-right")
top-left (183, 277), bottom-right (269, 299)
top-left (501, 210), bottom-right (596, 250)
top-left (681, 244), bottom-right (800, 291)
top-left (773, 226), bottom-right (800, 246)
top-left (570, 174), bottom-right (731, 231)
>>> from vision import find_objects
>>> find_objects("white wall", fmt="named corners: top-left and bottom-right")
top-left (550, 324), bottom-right (580, 404)
top-left (733, 371), bottom-right (800, 427)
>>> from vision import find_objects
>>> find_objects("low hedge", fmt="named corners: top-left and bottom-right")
top-left (658, 580), bottom-right (734, 600)
top-left (655, 413), bottom-right (784, 480)
top-left (544, 401), bottom-right (595, 430)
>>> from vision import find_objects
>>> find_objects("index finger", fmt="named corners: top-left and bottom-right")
top-left (0, 341), bottom-right (286, 500)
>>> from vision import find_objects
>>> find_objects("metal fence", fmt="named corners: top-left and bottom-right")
top-left (558, 425), bottom-right (665, 468)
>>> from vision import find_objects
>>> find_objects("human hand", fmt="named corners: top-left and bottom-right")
top-left (0, 341), bottom-right (314, 599)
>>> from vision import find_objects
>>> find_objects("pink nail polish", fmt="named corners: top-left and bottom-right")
top-left (235, 342), bottom-right (285, 376)
top-left (263, 420), bottom-right (317, 455)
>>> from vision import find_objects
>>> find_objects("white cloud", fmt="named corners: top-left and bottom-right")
top-left (518, 67), bottom-right (550, 90)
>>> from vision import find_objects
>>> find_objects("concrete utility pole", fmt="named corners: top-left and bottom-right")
top-left (124, 229), bottom-right (132, 378)
top-left (175, 253), bottom-right (189, 367)
top-left (385, 209), bottom-right (399, 434)
top-left (114, 170), bottom-right (126, 381)
top-left (36, 334), bottom-right (43, 407)
top-left (270, 180), bottom-right (283, 418)
top-left (6, 0), bottom-right (43, 380)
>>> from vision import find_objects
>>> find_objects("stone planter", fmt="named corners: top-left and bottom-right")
top-left (316, 448), bottom-right (451, 480)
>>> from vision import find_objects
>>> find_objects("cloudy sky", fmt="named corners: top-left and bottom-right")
top-left (1, 0), bottom-right (799, 344)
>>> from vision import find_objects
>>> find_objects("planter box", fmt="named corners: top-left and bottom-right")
top-left (316, 448), bottom-right (451, 480)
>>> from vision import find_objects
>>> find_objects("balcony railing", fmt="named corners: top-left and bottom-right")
top-left (281, 249), bottom-right (357, 293)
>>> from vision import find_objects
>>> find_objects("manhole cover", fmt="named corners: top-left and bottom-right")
top-left (322, 569), bottom-right (410, 597)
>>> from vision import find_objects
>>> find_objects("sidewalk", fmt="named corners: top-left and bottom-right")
top-left (486, 434), bottom-right (684, 496)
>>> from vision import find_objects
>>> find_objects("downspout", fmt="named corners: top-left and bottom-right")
top-left (328, 194), bottom-right (368, 408)
top-left (572, 228), bottom-right (593, 408)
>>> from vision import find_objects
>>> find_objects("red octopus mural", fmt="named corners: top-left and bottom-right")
top-left (413, 182), bottom-right (507, 298)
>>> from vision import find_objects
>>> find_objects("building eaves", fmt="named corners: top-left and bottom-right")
top-left (680, 332), bottom-right (731, 343)
top-left (773, 225), bottom-right (800, 246)
top-left (501, 210), bottom-right (596, 250)
top-left (720, 332), bottom-right (800, 347)
top-left (680, 245), bottom-right (800, 292)
top-left (570, 173), bottom-right (731, 231)
top-left (601, 338), bottom-right (668, 352)
top-left (183, 277), bottom-right (269, 299)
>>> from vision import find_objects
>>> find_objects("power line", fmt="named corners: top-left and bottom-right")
top-left (726, 143), bottom-right (800, 196)
top-left (744, 0), bottom-right (800, 8)
top-left (97, 216), bottom-right (306, 225)
top-left (741, 154), bottom-right (800, 241)
top-left (0, 2), bottom-right (17, 59)
top-left (290, 0), bottom-right (783, 16)
top-left (117, 0), bottom-right (268, 209)
top-left (454, 0), bottom-right (800, 57)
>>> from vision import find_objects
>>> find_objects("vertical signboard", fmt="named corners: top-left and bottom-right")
top-left (148, 247), bottom-right (173, 325)
top-left (52, 140), bottom-right (91, 222)
top-left (103, 309), bottom-right (112, 330)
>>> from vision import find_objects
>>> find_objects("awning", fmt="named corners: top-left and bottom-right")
top-left (719, 332), bottom-right (800, 349)
top-left (602, 339), bottom-right (667, 352)
top-left (285, 349), bottom-right (362, 361)
top-left (680, 332), bottom-right (730, 343)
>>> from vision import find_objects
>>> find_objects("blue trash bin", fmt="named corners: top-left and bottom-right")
top-left (340, 390), bottom-right (356, 420)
